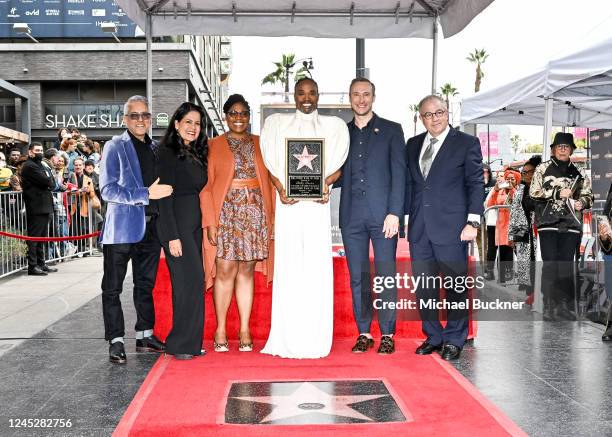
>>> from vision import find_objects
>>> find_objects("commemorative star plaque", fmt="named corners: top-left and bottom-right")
top-left (285, 138), bottom-right (325, 200)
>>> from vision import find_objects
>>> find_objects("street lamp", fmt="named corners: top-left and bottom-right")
top-left (101, 22), bottom-right (121, 43)
top-left (13, 23), bottom-right (39, 43)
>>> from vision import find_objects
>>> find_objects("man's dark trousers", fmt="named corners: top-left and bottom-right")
top-left (101, 218), bottom-right (161, 341)
top-left (410, 226), bottom-right (469, 348)
top-left (342, 194), bottom-right (397, 335)
top-left (27, 213), bottom-right (51, 269)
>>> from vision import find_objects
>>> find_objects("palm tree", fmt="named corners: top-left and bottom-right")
top-left (261, 53), bottom-right (311, 102)
top-left (439, 83), bottom-right (459, 109)
top-left (408, 103), bottom-right (420, 136)
top-left (466, 49), bottom-right (489, 93)
top-left (510, 134), bottom-right (522, 158)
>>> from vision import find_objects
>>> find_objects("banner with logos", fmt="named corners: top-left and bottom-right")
top-left (0, 0), bottom-right (138, 38)
top-left (589, 129), bottom-right (612, 208)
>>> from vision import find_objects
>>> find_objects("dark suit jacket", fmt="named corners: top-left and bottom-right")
top-left (20, 158), bottom-right (55, 216)
top-left (337, 114), bottom-right (406, 227)
top-left (405, 127), bottom-right (484, 245)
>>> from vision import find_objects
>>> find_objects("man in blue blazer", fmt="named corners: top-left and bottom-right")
top-left (337, 78), bottom-right (406, 355)
top-left (99, 95), bottom-right (173, 364)
top-left (405, 95), bottom-right (484, 361)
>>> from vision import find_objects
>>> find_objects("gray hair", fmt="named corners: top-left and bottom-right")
top-left (123, 95), bottom-right (149, 115)
top-left (418, 94), bottom-right (447, 112)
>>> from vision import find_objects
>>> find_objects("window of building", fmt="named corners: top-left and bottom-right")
top-left (0, 105), bottom-right (16, 123)
top-left (43, 83), bottom-right (78, 102)
top-left (115, 82), bottom-right (146, 101)
top-left (79, 82), bottom-right (115, 102)
top-left (43, 82), bottom-right (146, 104)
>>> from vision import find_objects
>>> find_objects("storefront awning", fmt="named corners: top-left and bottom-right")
top-left (0, 126), bottom-right (29, 144)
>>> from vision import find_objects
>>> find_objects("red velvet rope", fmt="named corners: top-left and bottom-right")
top-left (0, 231), bottom-right (100, 242)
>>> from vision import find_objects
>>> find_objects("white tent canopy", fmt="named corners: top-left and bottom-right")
top-left (461, 36), bottom-right (612, 129)
top-left (117, 0), bottom-right (493, 39)
top-left (115, 0), bottom-right (493, 134)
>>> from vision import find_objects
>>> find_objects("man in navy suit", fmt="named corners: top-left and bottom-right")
top-left (337, 78), bottom-right (406, 355)
top-left (405, 95), bottom-right (484, 361)
top-left (99, 95), bottom-right (173, 364)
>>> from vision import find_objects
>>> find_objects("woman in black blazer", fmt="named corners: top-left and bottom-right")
top-left (157, 102), bottom-right (208, 359)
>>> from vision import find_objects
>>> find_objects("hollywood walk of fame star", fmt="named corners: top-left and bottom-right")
top-left (293, 146), bottom-right (318, 171)
top-left (232, 382), bottom-right (387, 423)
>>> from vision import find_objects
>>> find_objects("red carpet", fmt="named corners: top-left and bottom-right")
top-left (152, 239), bottom-right (477, 342)
top-left (114, 339), bottom-right (525, 436)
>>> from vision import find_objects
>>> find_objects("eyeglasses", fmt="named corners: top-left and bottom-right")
top-left (127, 112), bottom-right (152, 121)
top-left (521, 169), bottom-right (535, 175)
top-left (554, 144), bottom-right (572, 150)
top-left (421, 110), bottom-right (447, 120)
top-left (227, 110), bottom-right (250, 118)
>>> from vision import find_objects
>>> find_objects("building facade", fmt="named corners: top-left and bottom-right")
top-left (0, 35), bottom-right (231, 148)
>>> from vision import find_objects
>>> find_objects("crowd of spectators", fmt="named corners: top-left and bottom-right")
top-left (0, 128), bottom-right (104, 266)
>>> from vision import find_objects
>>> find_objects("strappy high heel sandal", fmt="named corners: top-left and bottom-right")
top-left (214, 335), bottom-right (229, 352)
top-left (239, 332), bottom-right (253, 352)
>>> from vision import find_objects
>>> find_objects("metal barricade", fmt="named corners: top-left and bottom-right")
top-left (47, 190), bottom-right (95, 263)
top-left (0, 190), bottom-right (27, 278)
top-left (0, 190), bottom-right (97, 279)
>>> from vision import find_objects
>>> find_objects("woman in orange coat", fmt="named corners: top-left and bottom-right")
top-left (200, 94), bottom-right (275, 353)
top-left (486, 168), bottom-right (521, 282)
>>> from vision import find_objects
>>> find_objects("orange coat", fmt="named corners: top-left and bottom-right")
top-left (199, 134), bottom-right (275, 290)
top-left (69, 174), bottom-right (98, 217)
top-left (486, 188), bottom-right (515, 246)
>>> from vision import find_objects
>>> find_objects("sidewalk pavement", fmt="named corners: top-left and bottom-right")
top-left (0, 255), bottom-right (104, 357)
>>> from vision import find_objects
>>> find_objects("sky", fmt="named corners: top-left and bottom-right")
top-left (227, 0), bottom-right (612, 149)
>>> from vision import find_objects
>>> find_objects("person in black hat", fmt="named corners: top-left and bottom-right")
top-left (530, 132), bottom-right (593, 321)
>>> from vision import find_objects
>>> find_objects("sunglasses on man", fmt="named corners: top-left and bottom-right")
top-left (127, 112), bottom-right (152, 121)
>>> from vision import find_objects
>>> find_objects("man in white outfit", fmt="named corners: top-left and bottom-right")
top-left (260, 78), bottom-right (350, 358)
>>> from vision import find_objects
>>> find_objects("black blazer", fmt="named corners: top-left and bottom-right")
top-left (156, 145), bottom-right (207, 243)
top-left (337, 114), bottom-right (406, 227)
top-left (20, 158), bottom-right (55, 216)
top-left (405, 127), bottom-right (484, 244)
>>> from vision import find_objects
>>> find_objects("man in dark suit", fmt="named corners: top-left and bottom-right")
top-left (405, 95), bottom-right (484, 361)
top-left (337, 78), bottom-right (406, 354)
top-left (20, 142), bottom-right (58, 276)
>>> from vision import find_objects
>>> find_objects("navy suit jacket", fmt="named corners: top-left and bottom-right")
top-left (337, 114), bottom-right (406, 228)
top-left (99, 130), bottom-right (153, 244)
top-left (405, 127), bottom-right (484, 245)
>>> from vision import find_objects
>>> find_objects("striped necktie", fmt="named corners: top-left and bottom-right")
top-left (420, 137), bottom-right (438, 179)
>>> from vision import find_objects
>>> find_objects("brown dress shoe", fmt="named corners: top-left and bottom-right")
top-left (377, 336), bottom-right (395, 354)
top-left (351, 335), bottom-right (374, 353)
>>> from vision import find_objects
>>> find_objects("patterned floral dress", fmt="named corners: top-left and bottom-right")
top-left (217, 135), bottom-right (269, 261)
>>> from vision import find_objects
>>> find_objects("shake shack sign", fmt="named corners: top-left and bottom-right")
top-left (44, 104), bottom-right (167, 129)
top-left (45, 113), bottom-right (126, 129)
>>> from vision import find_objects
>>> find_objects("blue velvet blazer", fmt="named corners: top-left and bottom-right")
top-left (99, 130), bottom-right (151, 244)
